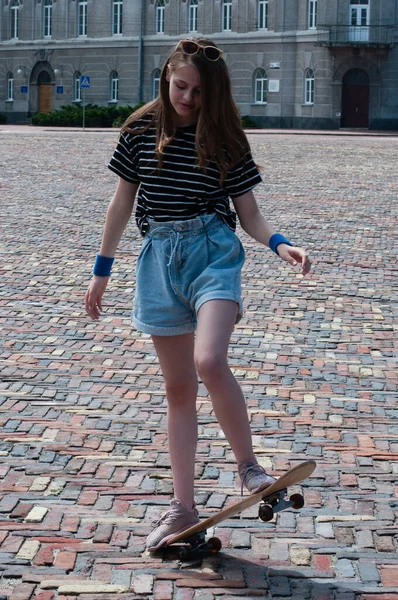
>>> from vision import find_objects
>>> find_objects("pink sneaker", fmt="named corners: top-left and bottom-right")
top-left (146, 499), bottom-right (200, 552)
top-left (238, 461), bottom-right (276, 495)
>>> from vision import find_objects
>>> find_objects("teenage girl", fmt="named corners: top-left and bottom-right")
top-left (85, 38), bottom-right (311, 551)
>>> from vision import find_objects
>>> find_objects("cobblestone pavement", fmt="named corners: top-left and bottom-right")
top-left (1, 126), bottom-right (397, 600)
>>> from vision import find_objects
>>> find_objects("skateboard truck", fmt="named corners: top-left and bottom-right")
top-left (258, 488), bottom-right (305, 522)
top-left (177, 532), bottom-right (222, 560)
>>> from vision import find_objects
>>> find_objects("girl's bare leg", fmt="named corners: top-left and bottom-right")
top-left (151, 333), bottom-right (198, 510)
top-left (194, 300), bottom-right (256, 465)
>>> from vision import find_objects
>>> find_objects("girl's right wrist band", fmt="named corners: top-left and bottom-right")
top-left (269, 233), bottom-right (293, 255)
top-left (93, 254), bottom-right (114, 277)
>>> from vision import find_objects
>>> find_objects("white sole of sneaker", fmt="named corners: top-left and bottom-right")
top-left (146, 522), bottom-right (201, 552)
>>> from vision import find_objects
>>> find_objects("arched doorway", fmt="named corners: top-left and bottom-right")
top-left (29, 62), bottom-right (55, 115)
top-left (38, 70), bottom-right (52, 113)
top-left (341, 68), bottom-right (370, 128)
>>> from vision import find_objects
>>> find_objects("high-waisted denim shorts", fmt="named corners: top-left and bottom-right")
top-left (132, 213), bottom-right (245, 336)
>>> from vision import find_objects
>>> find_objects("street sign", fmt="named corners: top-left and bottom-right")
top-left (80, 76), bottom-right (91, 88)
top-left (80, 76), bottom-right (90, 130)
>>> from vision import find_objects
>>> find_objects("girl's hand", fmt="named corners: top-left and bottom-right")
top-left (277, 244), bottom-right (312, 276)
top-left (85, 275), bottom-right (110, 320)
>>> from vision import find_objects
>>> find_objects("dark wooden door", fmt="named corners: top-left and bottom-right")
top-left (342, 84), bottom-right (369, 128)
top-left (39, 84), bottom-right (52, 113)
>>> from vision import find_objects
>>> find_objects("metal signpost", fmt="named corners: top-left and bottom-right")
top-left (80, 76), bottom-right (91, 130)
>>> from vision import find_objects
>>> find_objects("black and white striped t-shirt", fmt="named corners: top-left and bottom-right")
top-left (108, 119), bottom-right (262, 236)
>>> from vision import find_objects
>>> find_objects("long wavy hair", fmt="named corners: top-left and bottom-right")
top-left (122, 38), bottom-right (250, 184)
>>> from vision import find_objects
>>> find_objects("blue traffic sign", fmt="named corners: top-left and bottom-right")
top-left (80, 76), bottom-right (90, 88)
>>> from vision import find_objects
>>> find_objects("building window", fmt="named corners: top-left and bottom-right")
top-left (43, 0), bottom-right (53, 38)
top-left (156, 0), bottom-right (165, 34)
top-left (308, 0), bottom-right (317, 29)
top-left (304, 69), bottom-right (315, 104)
top-left (152, 69), bottom-right (161, 100)
top-left (73, 71), bottom-right (81, 101)
top-left (110, 71), bottom-right (119, 102)
top-left (78, 0), bottom-right (88, 36)
top-left (7, 73), bottom-right (14, 101)
top-left (258, 0), bottom-right (268, 30)
top-left (10, 0), bottom-right (20, 39)
top-left (349, 0), bottom-right (369, 37)
top-left (254, 68), bottom-right (267, 103)
top-left (222, 0), bottom-right (232, 32)
top-left (189, 0), bottom-right (198, 33)
top-left (113, 0), bottom-right (123, 35)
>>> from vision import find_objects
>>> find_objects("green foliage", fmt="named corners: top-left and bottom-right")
top-left (30, 103), bottom-right (145, 128)
top-left (241, 115), bottom-right (258, 128)
top-left (31, 104), bottom-right (258, 129)
top-left (112, 103), bottom-right (146, 128)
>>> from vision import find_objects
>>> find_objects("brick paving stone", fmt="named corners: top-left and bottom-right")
top-left (154, 581), bottom-right (176, 600)
top-left (268, 575), bottom-right (291, 597)
top-left (1, 127), bottom-right (397, 600)
top-left (8, 584), bottom-right (36, 600)
top-left (357, 562), bottom-right (381, 584)
top-left (175, 590), bottom-right (194, 600)
top-left (374, 535), bottom-right (396, 553)
top-left (362, 596), bottom-right (398, 600)
top-left (53, 552), bottom-right (76, 571)
top-left (290, 546), bottom-right (311, 566)
top-left (380, 567), bottom-right (398, 588)
top-left (230, 530), bottom-right (251, 549)
top-left (335, 559), bottom-right (357, 578)
top-left (33, 593), bottom-right (55, 600)
top-left (131, 574), bottom-right (154, 594)
top-left (193, 593), bottom-right (213, 600)
top-left (56, 585), bottom-right (128, 594)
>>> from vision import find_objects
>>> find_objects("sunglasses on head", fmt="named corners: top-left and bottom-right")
top-left (176, 40), bottom-right (223, 62)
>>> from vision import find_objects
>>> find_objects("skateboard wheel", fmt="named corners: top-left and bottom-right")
top-left (290, 493), bottom-right (304, 509)
top-left (259, 504), bottom-right (274, 522)
top-left (179, 547), bottom-right (190, 560)
top-left (207, 537), bottom-right (222, 553)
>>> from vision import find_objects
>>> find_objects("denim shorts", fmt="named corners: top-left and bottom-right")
top-left (132, 213), bottom-right (245, 336)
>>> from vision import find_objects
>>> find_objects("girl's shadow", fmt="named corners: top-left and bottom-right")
top-left (159, 547), bottom-right (356, 599)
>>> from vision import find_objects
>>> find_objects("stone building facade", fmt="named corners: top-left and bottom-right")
top-left (1, 0), bottom-right (397, 128)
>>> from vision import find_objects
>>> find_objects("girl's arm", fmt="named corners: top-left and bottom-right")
top-left (232, 190), bottom-right (311, 276)
top-left (85, 177), bottom-right (139, 320)
top-left (99, 177), bottom-right (139, 257)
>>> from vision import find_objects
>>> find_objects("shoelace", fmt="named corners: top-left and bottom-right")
top-left (151, 499), bottom-right (199, 530)
top-left (151, 510), bottom-right (177, 529)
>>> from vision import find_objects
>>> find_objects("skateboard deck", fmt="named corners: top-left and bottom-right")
top-left (165, 460), bottom-right (316, 557)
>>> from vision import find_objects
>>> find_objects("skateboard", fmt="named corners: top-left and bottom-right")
top-left (165, 459), bottom-right (316, 559)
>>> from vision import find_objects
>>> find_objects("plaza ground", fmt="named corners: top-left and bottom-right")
top-left (0, 126), bottom-right (397, 600)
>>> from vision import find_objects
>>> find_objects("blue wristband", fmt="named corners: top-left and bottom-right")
top-left (269, 233), bottom-right (293, 255)
top-left (93, 254), bottom-right (114, 277)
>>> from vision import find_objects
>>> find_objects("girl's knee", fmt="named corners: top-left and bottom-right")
top-left (164, 378), bottom-right (198, 406)
top-left (194, 353), bottom-right (227, 384)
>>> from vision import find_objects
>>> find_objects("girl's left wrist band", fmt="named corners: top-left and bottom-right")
top-left (269, 233), bottom-right (293, 255)
top-left (93, 254), bottom-right (114, 277)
